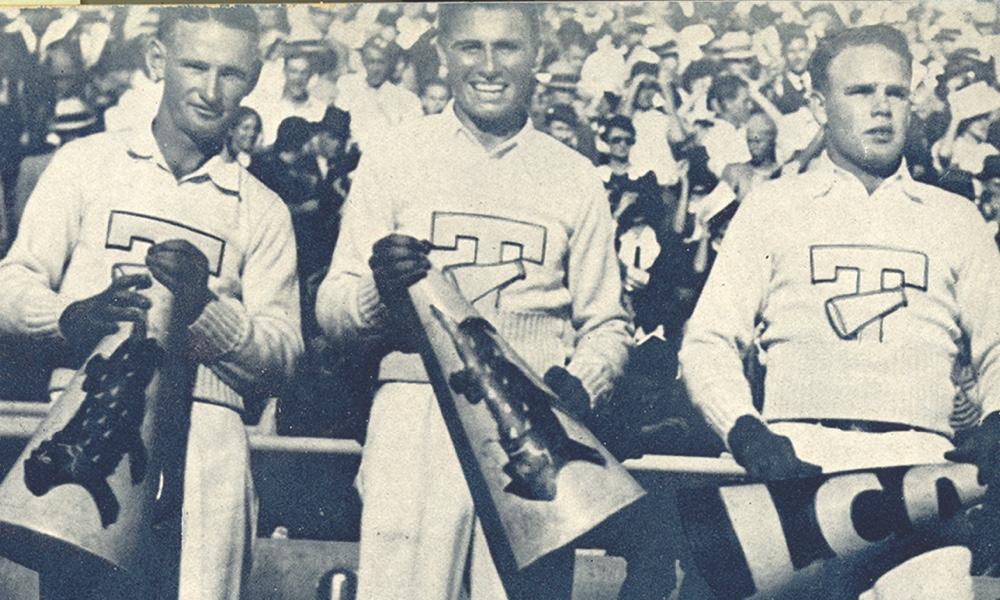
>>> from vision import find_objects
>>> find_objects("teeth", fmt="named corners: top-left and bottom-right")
top-left (472, 83), bottom-right (505, 93)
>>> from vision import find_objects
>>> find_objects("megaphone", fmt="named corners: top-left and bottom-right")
top-left (825, 288), bottom-right (907, 339)
top-left (677, 462), bottom-right (986, 599)
top-left (407, 268), bottom-right (644, 584)
top-left (0, 277), bottom-right (194, 586)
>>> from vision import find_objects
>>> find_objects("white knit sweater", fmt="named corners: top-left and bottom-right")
top-left (317, 107), bottom-right (632, 401)
top-left (0, 126), bottom-right (303, 413)
top-left (680, 155), bottom-right (1000, 441)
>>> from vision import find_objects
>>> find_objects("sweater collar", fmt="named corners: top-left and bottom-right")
top-left (440, 101), bottom-right (535, 159)
top-left (125, 121), bottom-right (241, 196)
top-left (810, 152), bottom-right (921, 203)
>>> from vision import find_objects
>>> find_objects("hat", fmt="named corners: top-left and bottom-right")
top-left (978, 154), bottom-right (1000, 180)
top-left (274, 116), bottom-right (316, 152)
top-left (49, 97), bottom-right (97, 134)
top-left (545, 103), bottom-right (578, 128)
top-left (540, 72), bottom-right (579, 91)
top-left (643, 27), bottom-right (678, 57)
top-left (316, 106), bottom-right (351, 140)
top-left (715, 31), bottom-right (755, 60)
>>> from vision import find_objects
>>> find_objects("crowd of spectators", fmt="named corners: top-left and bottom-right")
top-left (0, 1), bottom-right (999, 460)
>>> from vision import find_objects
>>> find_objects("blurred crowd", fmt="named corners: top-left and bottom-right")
top-left (0, 1), bottom-right (999, 458)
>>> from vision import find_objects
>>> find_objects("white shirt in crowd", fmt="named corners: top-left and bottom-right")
top-left (334, 72), bottom-right (422, 150)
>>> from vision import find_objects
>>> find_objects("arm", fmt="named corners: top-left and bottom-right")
top-left (186, 200), bottom-right (303, 400)
top-left (0, 146), bottom-right (83, 340)
top-left (678, 188), bottom-right (771, 442)
top-left (315, 148), bottom-right (396, 346)
top-left (564, 176), bottom-right (634, 404)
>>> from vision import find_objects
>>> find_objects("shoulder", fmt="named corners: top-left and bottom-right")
top-left (238, 164), bottom-right (293, 222)
top-left (52, 130), bottom-right (129, 163)
top-left (904, 179), bottom-right (986, 228)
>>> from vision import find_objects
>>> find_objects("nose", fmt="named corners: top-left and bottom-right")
top-left (480, 46), bottom-right (499, 76)
top-left (871, 88), bottom-right (891, 116)
top-left (201, 68), bottom-right (222, 106)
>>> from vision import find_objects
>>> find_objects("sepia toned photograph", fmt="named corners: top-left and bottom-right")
top-left (0, 2), bottom-right (997, 599)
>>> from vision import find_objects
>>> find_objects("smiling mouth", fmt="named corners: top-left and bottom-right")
top-left (469, 81), bottom-right (508, 99)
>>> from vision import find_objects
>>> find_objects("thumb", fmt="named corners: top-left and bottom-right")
top-left (945, 443), bottom-right (976, 463)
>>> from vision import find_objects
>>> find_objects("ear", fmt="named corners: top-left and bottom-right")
top-left (146, 36), bottom-right (166, 83)
top-left (533, 43), bottom-right (544, 72)
top-left (247, 59), bottom-right (262, 94)
top-left (809, 90), bottom-right (827, 127)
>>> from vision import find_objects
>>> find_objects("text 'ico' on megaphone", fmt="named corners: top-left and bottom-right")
top-left (677, 462), bottom-right (986, 599)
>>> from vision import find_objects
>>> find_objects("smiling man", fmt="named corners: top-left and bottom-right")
top-left (317, 3), bottom-right (631, 599)
top-left (0, 7), bottom-right (302, 599)
top-left (680, 25), bottom-right (1000, 598)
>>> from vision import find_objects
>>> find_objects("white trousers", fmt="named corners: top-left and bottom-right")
top-left (355, 383), bottom-right (506, 600)
top-left (176, 401), bottom-right (257, 600)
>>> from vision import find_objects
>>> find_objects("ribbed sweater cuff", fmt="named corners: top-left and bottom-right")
top-left (567, 361), bottom-right (614, 407)
top-left (29, 293), bottom-right (75, 339)
top-left (188, 297), bottom-right (249, 363)
top-left (357, 274), bottom-right (389, 329)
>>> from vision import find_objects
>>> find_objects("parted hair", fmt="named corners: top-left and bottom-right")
top-left (437, 3), bottom-right (541, 42)
top-left (156, 6), bottom-right (260, 45)
top-left (808, 25), bottom-right (911, 94)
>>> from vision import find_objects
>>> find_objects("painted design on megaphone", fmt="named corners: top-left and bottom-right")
top-left (23, 334), bottom-right (164, 527)
top-left (432, 306), bottom-right (605, 501)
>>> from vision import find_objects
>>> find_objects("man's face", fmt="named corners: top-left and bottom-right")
top-left (547, 119), bottom-right (576, 147)
top-left (784, 37), bottom-right (810, 75)
top-left (155, 20), bottom-right (259, 144)
top-left (362, 44), bottom-right (391, 88)
top-left (721, 86), bottom-right (753, 126)
top-left (284, 56), bottom-right (312, 100)
top-left (421, 83), bottom-right (450, 115)
top-left (745, 114), bottom-right (776, 163)
top-left (439, 7), bottom-right (538, 130)
top-left (605, 126), bottom-right (634, 161)
top-left (817, 44), bottom-right (910, 176)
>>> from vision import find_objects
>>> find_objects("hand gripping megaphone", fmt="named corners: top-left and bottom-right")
top-left (406, 268), bottom-right (645, 583)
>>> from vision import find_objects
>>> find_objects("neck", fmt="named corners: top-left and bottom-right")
top-left (453, 104), bottom-right (527, 152)
top-left (828, 145), bottom-right (900, 195)
top-left (151, 110), bottom-right (218, 178)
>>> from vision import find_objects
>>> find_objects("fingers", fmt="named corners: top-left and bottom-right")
top-left (108, 273), bottom-right (153, 292)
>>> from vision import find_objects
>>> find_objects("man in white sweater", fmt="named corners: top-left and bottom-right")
top-left (316, 4), bottom-right (631, 599)
top-left (0, 8), bottom-right (302, 599)
top-left (680, 25), bottom-right (1000, 598)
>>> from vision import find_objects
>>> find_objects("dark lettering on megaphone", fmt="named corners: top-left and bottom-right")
top-left (432, 307), bottom-right (605, 501)
top-left (678, 463), bottom-right (985, 599)
top-left (24, 334), bottom-right (164, 527)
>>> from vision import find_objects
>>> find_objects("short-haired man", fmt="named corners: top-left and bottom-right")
top-left (335, 35), bottom-right (422, 150)
top-left (317, 3), bottom-right (631, 598)
top-left (680, 25), bottom-right (1000, 597)
top-left (250, 51), bottom-right (327, 148)
top-left (765, 25), bottom-right (813, 115)
top-left (0, 8), bottom-right (302, 598)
